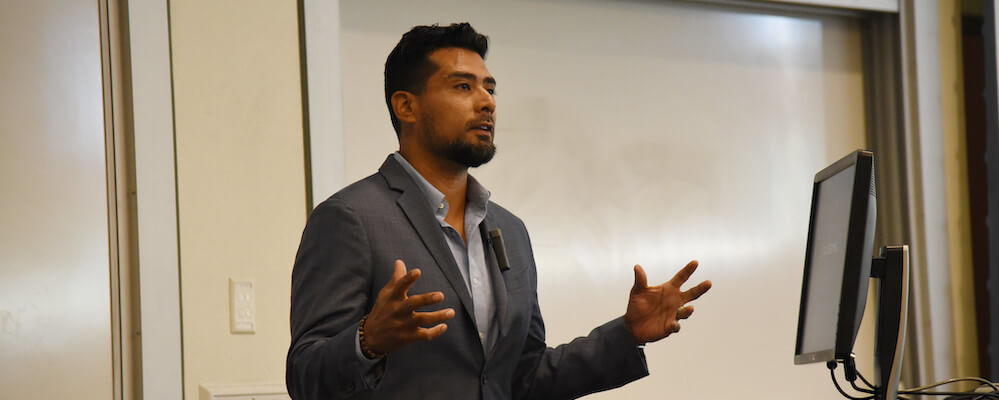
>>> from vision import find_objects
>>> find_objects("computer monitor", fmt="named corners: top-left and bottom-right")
top-left (794, 150), bottom-right (877, 365)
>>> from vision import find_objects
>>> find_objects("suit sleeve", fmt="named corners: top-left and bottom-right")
top-left (511, 227), bottom-right (650, 400)
top-left (286, 199), bottom-right (382, 399)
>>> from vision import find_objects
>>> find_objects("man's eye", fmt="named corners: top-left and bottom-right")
top-left (457, 83), bottom-right (471, 90)
top-left (487, 88), bottom-right (496, 95)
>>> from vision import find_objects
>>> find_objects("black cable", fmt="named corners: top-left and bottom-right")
top-left (850, 378), bottom-right (875, 394)
top-left (840, 355), bottom-right (875, 395)
top-left (834, 357), bottom-right (999, 399)
top-left (897, 393), bottom-right (997, 399)
top-left (856, 368), bottom-right (876, 389)
top-left (902, 378), bottom-right (999, 393)
top-left (896, 390), bottom-right (999, 398)
top-left (954, 392), bottom-right (999, 400)
top-left (830, 366), bottom-right (874, 400)
top-left (848, 357), bottom-right (999, 399)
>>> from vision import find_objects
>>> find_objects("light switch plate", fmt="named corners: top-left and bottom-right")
top-left (229, 279), bottom-right (255, 334)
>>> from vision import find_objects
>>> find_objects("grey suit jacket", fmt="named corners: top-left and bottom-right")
top-left (286, 156), bottom-right (649, 400)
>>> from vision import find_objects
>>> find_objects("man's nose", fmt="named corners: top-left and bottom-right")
top-left (477, 88), bottom-right (495, 114)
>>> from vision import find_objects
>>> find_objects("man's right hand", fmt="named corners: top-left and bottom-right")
top-left (362, 259), bottom-right (455, 356)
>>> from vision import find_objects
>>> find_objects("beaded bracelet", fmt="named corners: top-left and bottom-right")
top-left (358, 314), bottom-right (383, 359)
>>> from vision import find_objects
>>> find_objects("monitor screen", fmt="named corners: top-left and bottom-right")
top-left (795, 150), bottom-right (875, 365)
top-left (798, 165), bottom-right (855, 356)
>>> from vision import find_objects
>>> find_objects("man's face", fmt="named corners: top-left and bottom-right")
top-left (414, 47), bottom-right (497, 168)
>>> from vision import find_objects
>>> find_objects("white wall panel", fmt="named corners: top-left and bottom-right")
top-left (339, 1), bottom-right (870, 398)
top-left (127, 0), bottom-right (184, 398)
top-left (0, 0), bottom-right (113, 398)
top-left (303, 0), bottom-right (347, 206)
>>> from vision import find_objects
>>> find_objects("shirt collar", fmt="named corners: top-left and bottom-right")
top-left (391, 152), bottom-right (491, 223)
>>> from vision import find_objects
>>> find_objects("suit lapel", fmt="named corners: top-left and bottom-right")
top-left (379, 157), bottom-right (476, 324)
top-left (480, 214), bottom-right (510, 349)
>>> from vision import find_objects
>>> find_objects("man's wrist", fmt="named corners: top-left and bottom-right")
top-left (622, 315), bottom-right (644, 346)
top-left (358, 314), bottom-right (384, 359)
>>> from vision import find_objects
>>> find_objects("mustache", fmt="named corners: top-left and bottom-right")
top-left (465, 116), bottom-right (495, 129)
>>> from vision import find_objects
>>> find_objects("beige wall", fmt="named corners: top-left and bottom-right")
top-left (169, 1), bottom-right (306, 399)
top-left (939, 0), bottom-right (979, 382)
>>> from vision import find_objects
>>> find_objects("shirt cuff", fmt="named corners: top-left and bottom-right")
top-left (354, 327), bottom-right (385, 388)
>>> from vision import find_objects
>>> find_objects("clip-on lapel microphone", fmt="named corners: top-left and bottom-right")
top-left (488, 228), bottom-right (511, 272)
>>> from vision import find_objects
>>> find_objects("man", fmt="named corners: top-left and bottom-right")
top-left (286, 23), bottom-right (712, 400)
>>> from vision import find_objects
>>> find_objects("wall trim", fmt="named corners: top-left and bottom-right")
top-left (126, 0), bottom-right (184, 399)
top-left (300, 0), bottom-right (345, 210)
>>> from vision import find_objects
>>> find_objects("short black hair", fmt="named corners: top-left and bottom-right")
top-left (384, 23), bottom-right (489, 138)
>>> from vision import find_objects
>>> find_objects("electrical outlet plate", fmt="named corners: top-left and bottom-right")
top-left (229, 279), bottom-right (255, 334)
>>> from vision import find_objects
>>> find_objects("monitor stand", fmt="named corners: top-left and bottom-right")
top-left (869, 245), bottom-right (910, 400)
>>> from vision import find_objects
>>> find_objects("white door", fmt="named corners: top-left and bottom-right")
top-left (0, 0), bottom-right (115, 398)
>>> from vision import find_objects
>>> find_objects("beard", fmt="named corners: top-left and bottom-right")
top-left (443, 136), bottom-right (496, 168)
top-left (421, 115), bottom-right (497, 168)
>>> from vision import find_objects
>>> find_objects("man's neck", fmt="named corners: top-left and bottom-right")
top-left (398, 148), bottom-right (468, 222)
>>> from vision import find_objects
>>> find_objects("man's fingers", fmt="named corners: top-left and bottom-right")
top-left (404, 291), bottom-right (445, 311)
top-left (391, 259), bottom-right (407, 281)
top-left (666, 321), bottom-right (681, 335)
top-left (391, 267), bottom-right (422, 298)
top-left (682, 280), bottom-right (713, 302)
top-left (632, 264), bottom-right (648, 294)
top-left (412, 308), bottom-right (455, 326)
top-left (384, 259), bottom-right (408, 294)
top-left (668, 260), bottom-right (699, 287)
top-left (677, 305), bottom-right (695, 320)
top-left (415, 323), bottom-right (448, 341)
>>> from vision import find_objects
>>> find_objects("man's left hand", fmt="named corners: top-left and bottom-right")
top-left (624, 260), bottom-right (712, 344)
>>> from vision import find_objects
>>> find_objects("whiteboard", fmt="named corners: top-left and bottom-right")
top-left (339, 1), bottom-right (871, 398)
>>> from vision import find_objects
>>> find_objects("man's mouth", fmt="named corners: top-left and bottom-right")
top-left (469, 121), bottom-right (494, 135)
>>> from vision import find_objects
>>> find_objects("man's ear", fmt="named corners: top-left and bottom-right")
top-left (391, 91), bottom-right (418, 125)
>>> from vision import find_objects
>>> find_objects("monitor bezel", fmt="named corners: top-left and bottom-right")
top-left (794, 150), bottom-right (875, 365)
